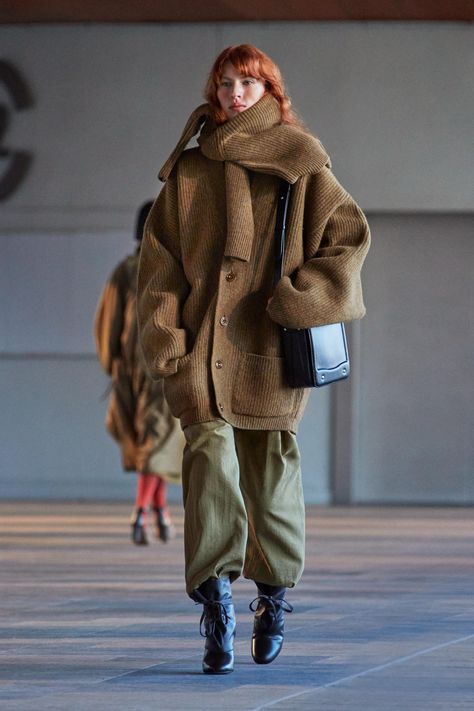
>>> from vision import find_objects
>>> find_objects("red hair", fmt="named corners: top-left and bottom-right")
top-left (204, 44), bottom-right (301, 126)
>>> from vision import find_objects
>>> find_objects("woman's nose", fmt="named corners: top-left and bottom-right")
top-left (231, 84), bottom-right (242, 98)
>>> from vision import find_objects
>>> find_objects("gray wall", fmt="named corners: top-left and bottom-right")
top-left (356, 214), bottom-right (473, 503)
top-left (0, 23), bottom-right (473, 502)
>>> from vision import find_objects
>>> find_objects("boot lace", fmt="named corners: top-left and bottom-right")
top-left (198, 601), bottom-right (230, 639)
top-left (249, 594), bottom-right (293, 629)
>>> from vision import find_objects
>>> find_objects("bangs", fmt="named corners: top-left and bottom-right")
top-left (218, 49), bottom-right (263, 81)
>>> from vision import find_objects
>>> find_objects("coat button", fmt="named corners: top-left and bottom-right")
top-left (219, 315), bottom-right (228, 326)
top-left (218, 402), bottom-right (224, 412)
top-left (225, 271), bottom-right (235, 282)
top-left (215, 360), bottom-right (223, 369)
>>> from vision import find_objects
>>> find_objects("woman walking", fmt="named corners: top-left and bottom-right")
top-left (95, 201), bottom-right (183, 546)
top-left (137, 44), bottom-right (370, 672)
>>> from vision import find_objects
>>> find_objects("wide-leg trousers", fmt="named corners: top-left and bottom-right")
top-left (182, 419), bottom-right (305, 594)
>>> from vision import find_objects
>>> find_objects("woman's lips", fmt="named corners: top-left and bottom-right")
top-left (231, 104), bottom-right (245, 109)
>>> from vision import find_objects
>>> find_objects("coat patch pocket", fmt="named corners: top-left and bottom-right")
top-left (231, 352), bottom-right (297, 417)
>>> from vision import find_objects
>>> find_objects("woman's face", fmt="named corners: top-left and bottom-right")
top-left (216, 61), bottom-right (266, 121)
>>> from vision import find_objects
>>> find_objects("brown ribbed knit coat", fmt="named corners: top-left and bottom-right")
top-left (137, 95), bottom-right (370, 432)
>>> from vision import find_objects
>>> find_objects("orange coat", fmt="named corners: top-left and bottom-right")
top-left (95, 253), bottom-right (182, 480)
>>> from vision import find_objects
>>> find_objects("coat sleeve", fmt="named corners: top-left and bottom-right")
top-left (267, 167), bottom-right (371, 329)
top-left (137, 174), bottom-right (190, 379)
top-left (93, 265), bottom-right (126, 375)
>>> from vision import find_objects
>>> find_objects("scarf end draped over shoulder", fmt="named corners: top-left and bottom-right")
top-left (158, 103), bottom-right (210, 183)
top-left (159, 94), bottom-right (330, 183)
top-left (157, 95), bottom-right (331, 262)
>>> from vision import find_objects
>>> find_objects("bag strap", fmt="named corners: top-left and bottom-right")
top-left (273, 179), bottom-right (292, 289)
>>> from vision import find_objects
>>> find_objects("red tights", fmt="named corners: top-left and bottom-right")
top-left (135, 473), bottom-right (167, 511)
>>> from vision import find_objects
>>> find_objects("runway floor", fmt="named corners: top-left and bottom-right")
top-left (1, 502), bottom-right (473, 710)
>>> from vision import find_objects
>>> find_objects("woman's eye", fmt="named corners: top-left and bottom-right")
top-left (243, 79), bottom-right (254, 85)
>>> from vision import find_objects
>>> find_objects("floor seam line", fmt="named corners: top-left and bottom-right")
top-left (248, 632), bottom-right (474, 710)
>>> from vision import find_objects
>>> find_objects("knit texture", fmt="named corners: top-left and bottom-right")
top-left (137, 95), bottom-right (370, 432)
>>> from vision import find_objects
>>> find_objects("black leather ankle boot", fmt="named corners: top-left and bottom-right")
top-left (154, 506), bottom-right (174, 543)
top-left (130, 507), bottom-right (148, 546)
top-left (190, 577), bottom-right (236, 674)
top-left (250, 582), bottom-right (293, 664)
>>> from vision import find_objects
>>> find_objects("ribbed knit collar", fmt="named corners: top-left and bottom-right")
top-left (199, 94), bottom-right (329, 182)
top-left (159, 94), bottom-right (329, 183)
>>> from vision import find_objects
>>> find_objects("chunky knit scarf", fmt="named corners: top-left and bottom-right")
top-left (158, 94), bottom-right (330, 262)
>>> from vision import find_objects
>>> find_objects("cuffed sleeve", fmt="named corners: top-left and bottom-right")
top-left (267, 169), bottom-right (371, 329)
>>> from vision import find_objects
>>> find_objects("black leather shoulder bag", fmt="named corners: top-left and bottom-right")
top-left (273, 179), bottom-right (350, 388)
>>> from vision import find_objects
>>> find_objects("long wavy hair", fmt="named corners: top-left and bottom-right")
top-left (204, 44), bottom-right (301, 126)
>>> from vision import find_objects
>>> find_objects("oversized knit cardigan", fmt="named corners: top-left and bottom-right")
top-left (137, 94), bottom-right (370, 432)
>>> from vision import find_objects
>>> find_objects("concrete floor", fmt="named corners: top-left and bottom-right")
top-left (1, 502), bottom-right (473, 710)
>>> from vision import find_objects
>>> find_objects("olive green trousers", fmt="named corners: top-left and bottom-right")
top-left (182, 419), bottom-right (305, 594)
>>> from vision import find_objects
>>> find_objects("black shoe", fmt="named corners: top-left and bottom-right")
top-left (130, 507), bottom-right (148, 546)
top-left (190, 577), bottom-right (236, 674)
top-left (154, 506), bottom-right (175, 543)
top-left (250, 583), bottom-right (293, 664)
